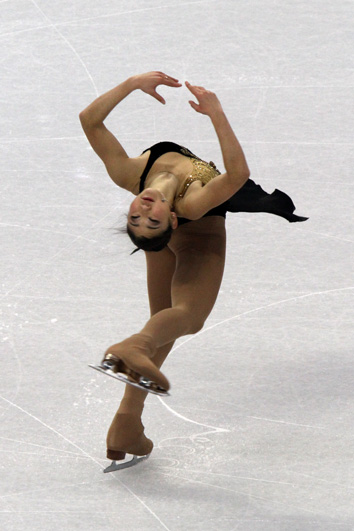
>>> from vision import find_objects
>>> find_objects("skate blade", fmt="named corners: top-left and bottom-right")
top-left (89, 364), bottom-right (170, 397)
top-left (103, 454), bottom-right (150, 473)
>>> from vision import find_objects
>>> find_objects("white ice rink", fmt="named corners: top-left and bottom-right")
top-left (1, 1), bottom-right (354, 529)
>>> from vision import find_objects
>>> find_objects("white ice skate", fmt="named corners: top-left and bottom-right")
top-left (103, 454), bottom-right (150, 473)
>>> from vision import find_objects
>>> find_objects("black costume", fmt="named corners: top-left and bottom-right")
top-left (139, 141), bottom-right (308, 225)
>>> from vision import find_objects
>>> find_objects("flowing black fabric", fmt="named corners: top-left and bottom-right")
top-left (224, 180), bottom-right (308, 223)
top-left (139, 141), bottom-right (308, 224)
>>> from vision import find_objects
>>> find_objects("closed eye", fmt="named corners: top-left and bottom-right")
top-left (129, 215), bottom-right (160, 230)
top-left (129, 215), bottom-right (140, 227)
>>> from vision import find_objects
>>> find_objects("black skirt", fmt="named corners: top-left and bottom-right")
top-left (178, 178), bottom-right (308, 225)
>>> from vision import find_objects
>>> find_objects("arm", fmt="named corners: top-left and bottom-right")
top-left (179, 82), bottom-right (250, 218)
top-left (79, 78), bottom-right (135, 190)
top-left (186, 82), bottom-right (250, 184)
top-left (79, 72), bottom-right (182, 190)
top-left (209, 110), bottom-right (250, 184)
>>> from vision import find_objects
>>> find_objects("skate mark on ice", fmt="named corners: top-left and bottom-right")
top-left (3, 337), bottom-right (23, 412)
top-left (246, 416), bottom-right (325, 430)
top-left (29, 0), bottom-right (99, 96)
top-left (0, 222), bottom-right (98, 243)
top-left (297, 227), bottom-right (354, 244)
top-left (158, 289), bottom-right (352, 442)
top-left (0, 435), bottom-right (89, 457)
top-left (158, 464), bottom-right (296, 487)
top-left (0, 395), bottom-right (105, 465)
top-left (175, 286), bottom-right (354, 347)
top-left (0, 449), bottom-right (92, 459)
top-left (0, 136), bottom-right (86, 144)
top-left (52, 1), bottom-right (214, 26)
top-left (0, 395), bottom-right (172, 530)
top-left (158, 396), bottom-right (230, 434)
top-left (0, 477), bottom-right (109, 501)
top-left (156, 398), bottom-right (230, 464)
top-left (0, 207), bottom-right (119, 303)
top-left (0, 0), bottom-right (212, 37)
top-left (293, 471), bottom-right (354, 490)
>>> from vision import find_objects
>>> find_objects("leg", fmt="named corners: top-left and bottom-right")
top-left (139, 216), bottom-right (226, 346)
top-left (106, 246), bottom-right (176, 457)
top-left (114, 245), bottom-right (176, 410)
top-left (102, 217), bottom-right (226, 391)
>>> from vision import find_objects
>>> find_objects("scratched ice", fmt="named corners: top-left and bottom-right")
top-left (1, 1), bottom-right (354, 530)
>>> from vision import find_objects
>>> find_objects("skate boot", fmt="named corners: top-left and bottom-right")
top-left (104, 413), bottom-right (153, 472)
top-left (89, 333), bottom-right (170, 396)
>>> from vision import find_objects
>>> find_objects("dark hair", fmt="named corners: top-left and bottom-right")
top-left (127, 222), bottom-right (173, 253)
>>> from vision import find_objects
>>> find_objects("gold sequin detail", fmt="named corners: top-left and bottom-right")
top-left (180, 147), bottom-right (197, 158)
top-left (178, 158), bottom-right (221, 198)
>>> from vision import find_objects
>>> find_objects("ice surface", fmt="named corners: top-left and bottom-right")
top-left (1, 1), bottom-right (354, 530)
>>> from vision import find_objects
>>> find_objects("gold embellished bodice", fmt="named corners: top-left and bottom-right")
top-left (177, 156), bottom-right (221, 198)
top-left (139, 142), bottom-right (221, 199)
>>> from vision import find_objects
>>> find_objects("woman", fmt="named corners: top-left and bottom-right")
top-left (79, 72), bottom-right (306, 469)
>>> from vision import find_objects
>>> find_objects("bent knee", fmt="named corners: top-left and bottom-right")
top-left (173, 306), bottom-right (207, 335)
top-left (187, 317), bottom-right (205, 335)
top-left (173, 307), bottom-right (207, 335)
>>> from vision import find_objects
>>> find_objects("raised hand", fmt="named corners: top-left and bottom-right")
top-left (134, 71), bottom-right (182, 104)
top-left (185, 81), bottom-right (224, 117)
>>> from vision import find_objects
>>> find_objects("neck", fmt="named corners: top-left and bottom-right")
top-left (146, 172), bottom-right (178, 206)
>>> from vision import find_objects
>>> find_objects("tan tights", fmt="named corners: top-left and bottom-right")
top-left (107, 217), bottom-right (226, 447)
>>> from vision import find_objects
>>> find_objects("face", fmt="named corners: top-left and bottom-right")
top-left (128, 188), bottom-right (177, 238)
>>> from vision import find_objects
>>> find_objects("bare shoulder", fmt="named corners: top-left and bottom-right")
top-left (109, 151), bottom-right (149, 194)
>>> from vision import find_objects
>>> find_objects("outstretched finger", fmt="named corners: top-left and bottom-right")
top-left (185, 81), bottom-right (204, 93)
top-left (185, 81), bottom-right (195, 93)
top-left (159, 73), bottom-right (181, 87)
top-left (163, 79), bottom-right (182, 87)
top-left (158, 72), bottom-right (179, 82)
top-left (188, 100), bottom-right (200, 112)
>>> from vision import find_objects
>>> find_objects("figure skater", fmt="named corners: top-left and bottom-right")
top-left (79, 72), bottom-right (307, 470)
